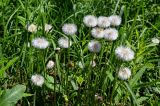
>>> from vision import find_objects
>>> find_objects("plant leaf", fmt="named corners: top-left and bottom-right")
top-left (0, 84), bottom-right (26, 106)
top-left (45, 74), bottom-right (63, 93)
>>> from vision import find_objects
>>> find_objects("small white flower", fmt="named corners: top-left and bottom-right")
top-left (27, 24), bottom-right (37, 33)
top-left (88, 40), bottom-right (101, 53)
top-left (91, 28), bottom-right (104, 39)
top-left (83, 15), bottom-right (97, 27)
top-left (45, 24), bottom-right (52, 32)
top-left (97, 16), bottom-right (110, 28)
top-left (31, 74), bottom-right (44, 87)
top-left (31, 37), bottom-right (49, 49)
top-left (90, 60), bottom-right (96, 67)
top-left (151, 38), bottom-right (159, 44)
top-left (77, 61), bottom-right (85, 69)
top-left (115, 46), bottom-right (135, 61)
top-left (104, 28), bottom-right (118, 41)
top-left (109, 15), bottom-right (122, 26)
top-left (95, 94), bottom-right (98, 97)
top-left (62, 24), bottom-right (77, 35)
top-left (58, 37), bottom-right (72, 48)
top-left (118, 67), bottom-right (131, 80)
top-left (46, 60), bottom-right (55, 69)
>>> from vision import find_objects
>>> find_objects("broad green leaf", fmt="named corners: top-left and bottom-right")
top-left (0, 84), bottom-right (26, 106)
top-left (45, 74), bottom-right (63, 93)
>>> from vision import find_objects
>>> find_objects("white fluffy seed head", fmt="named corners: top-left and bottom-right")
top-left (83, 15), bottom-right (97, 27)
top-left (77, 61), bottom-right (85, 69)
top-left (46, 60), bottom-right (55, 69)
top-left (91, 27), bottom-right (104, 39)
top-left (115, 46), bottom-right (135, 61)
top-left (109, 15), bottom-right (122, 26)
top-left (151, 38), bottom-right (159, 44)
top-left (45, 24), bottom-right (52, 32)
top-left (97, 16), bottom-right (110, 28)
top-left (90, 60), bottom-right (96, 67)
top-left (62, 24), bottom-right (77, 35)
top-left (104, 28), bottom-right (118, 41)
top-left (31, 37), bottom-right (49, 49)
top-left (58, 37), bottom-right (72, 48)
top-left (31, 74), bottom-right (44, 87)
top-left (27, 24), bottom-right (37, 33)
top-left (118, 67), bottom-right (131, 80)
top-left (88, 40), bottom-right (101, 53)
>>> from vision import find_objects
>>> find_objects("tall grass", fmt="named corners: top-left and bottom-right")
top-left (0, 0), bottom-right (160, 105)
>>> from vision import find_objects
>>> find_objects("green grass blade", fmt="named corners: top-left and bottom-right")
top-left (0, 56), bottom-right (19, 77)
top-left (130, 63), bottom-right (154, 87)
top-left (124, 82), bottom-right (139, 106)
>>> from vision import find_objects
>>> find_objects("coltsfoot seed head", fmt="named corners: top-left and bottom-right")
top-left (90, 60), bottom-right (96, 67)
top-left (46, 60), bottom-right (55, 69)
top-left (151, 38), bottom-right (159, 44)
top-left (54, 47), bottom-right (61, 53)
top-left (83, 15), bottom-right (97, 27)
top-left (88, 40), bottom-right (101, 53)
top-left (91, 27), bottom-right (104, 39)
top-left (118, 67), bottom-right (131, 80)
top-left (58, 37), bottom-right (72, 48)
top-left (27, 24), bottom-right (37, 33)
top-left (77, 61), bottom-right (85, 69)
top-left (31, 74), bottom-right (44, 87)
top-left (45, 24), bottom-right (52, 32)
top-left (104, 28), bottom-right (118, 41)
top-left (62, 24), bottom-right (77, 35)
top-left (109, 15), bottom-right (122, 26)
top-left (115, 46), bottom-right (135, 61)
top-left (97, 16), bottom-right (110, 28)
top-left (31, 37), bottom-right (49, 49)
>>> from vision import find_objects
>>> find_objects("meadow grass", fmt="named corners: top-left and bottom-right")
top-left (0, 0), bottom-right (160, 106)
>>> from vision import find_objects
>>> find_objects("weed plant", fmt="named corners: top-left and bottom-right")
top-left (0, 0), bottom-right (160, 106)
